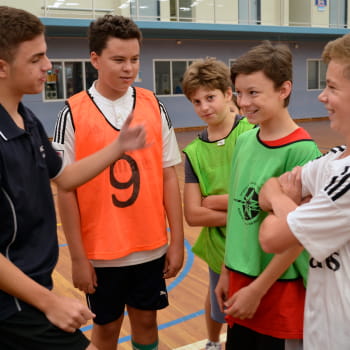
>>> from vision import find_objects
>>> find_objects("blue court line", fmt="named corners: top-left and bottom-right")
top-left (77, 239), bottom-right (204, 342)
top-left (118, 309), bottom-right (205, 343)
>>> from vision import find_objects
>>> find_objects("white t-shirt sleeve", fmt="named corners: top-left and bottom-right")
top-left (52, 105), bottom-right (76, 166)
top-left (288, 155), bottom-right (350, 261)
top-left (159, 100), bottom-right (182, 168)
top-left (299, 157), bottom-right (319, 198)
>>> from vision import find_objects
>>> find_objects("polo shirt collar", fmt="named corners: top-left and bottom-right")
top-left (0, 103), bottom-right (35, 141)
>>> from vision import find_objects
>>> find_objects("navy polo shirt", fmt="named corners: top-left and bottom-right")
top-left (0, 103), bottom-right (63, 320)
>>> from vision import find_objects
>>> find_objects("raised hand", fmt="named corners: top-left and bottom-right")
top-left (118, 113), bottom-right (147, 153)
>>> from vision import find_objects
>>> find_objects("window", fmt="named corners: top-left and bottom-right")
top-left (170, 0), bottom-right (192, 21)
top-left (307, 59), bottom-right (327, 90)
top-left (154, 59), bottom-right (193, 95)
top-left (130, 0), bottom-right (160, 20)
top-left (330, 0), bottom-right (348, 28)
top-left (239, 0), bottom-right (261, 25)
top-left (44, 60), bottom-right (98, 101)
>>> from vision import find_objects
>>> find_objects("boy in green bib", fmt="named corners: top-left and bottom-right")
top-left (215, 41), bottom-right (321, 349)
top-left (182, 58), bottom-right (254, 350)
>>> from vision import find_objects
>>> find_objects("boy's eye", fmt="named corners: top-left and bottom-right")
top-left (250, 91), bottom-right (258, 96)
top-left (207, 95), bottom-right (214, 101)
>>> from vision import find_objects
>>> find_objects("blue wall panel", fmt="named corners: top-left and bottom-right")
top-left (22, 37), bottom-right (329, 137)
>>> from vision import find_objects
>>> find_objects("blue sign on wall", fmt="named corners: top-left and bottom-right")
top-left (315, 0), bottom-right (327, 5)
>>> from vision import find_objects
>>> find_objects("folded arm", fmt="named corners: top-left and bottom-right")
top-left (184, 183), bottom-right (227, 227)
top-left (259, 173), bottom-right (303, 254)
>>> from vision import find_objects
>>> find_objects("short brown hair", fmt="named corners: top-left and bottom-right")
top-left (322, 33), bottom-right (350, 79)
top-left (182, 57), bottom-right (232, 100)
top-left (0, 6), bottom-right (44, 62)
top-left (231, 40), bottom-right (293, 107)
top-left (88, 15), bottom-right (142, 55)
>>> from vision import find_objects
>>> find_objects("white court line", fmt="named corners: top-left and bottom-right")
top-left (173, 333), bottom-right (226, 350)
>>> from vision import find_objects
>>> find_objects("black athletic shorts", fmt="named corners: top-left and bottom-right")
top-left (0, 304), bottom-right (90, 350)
top-left (226, 323), bottom-right (285, 350)
top-left (87, 254), bottom-right (169, 325)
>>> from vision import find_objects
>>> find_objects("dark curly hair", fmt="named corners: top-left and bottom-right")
top-left (88, 15), bottom-right (142, 54)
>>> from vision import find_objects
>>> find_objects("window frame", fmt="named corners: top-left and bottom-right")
top-left (43, 59), bottom-right (97, 102)
top-left (153, 58), bottom-right (195, 96)
top-left (307, 58), bottom-right (327, 91)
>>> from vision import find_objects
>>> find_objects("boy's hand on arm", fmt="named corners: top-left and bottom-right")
top-left (215, 265), bottom-right (230, 312)
top-left (278, 166), bottom-right (303, 205)
top-left (258, 177), bottom-right (281, 212)
top-left (184, 184), bottom-right (227, 227)
top-left (202, 194), bottom-right (228, 211)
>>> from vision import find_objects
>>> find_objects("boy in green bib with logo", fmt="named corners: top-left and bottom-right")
top-left (215, 41), bottom-right (321, 349)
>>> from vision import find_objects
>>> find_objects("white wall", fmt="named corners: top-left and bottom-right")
top-left (289, 0), bottom-right (310, 26)
top-left (261, 0), bottom-right (289, 26)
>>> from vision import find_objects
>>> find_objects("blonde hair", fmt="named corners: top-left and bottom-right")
top-left (322, 33), bottom-right (350, 79)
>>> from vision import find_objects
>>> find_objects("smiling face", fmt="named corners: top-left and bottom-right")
top-left (190, 87), bottom-right (232, 127)
top-left (91, 37), bottom-right (140, 100)
top-left (318, 60), bottom-right (350, 138)
top-left (235, 71), bottom-right (290, 126)
top-left (1, 33), bottom-right (51, 97)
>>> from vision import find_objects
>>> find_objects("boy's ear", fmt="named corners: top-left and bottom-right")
top-left (279, 81), bottom-right (292, 100)
top-left (225, 86), bottom-right (233, 100)
top-left (90, 51), bottom-right (99, 70)
top-left (0, 59), bottom-right (9, 78)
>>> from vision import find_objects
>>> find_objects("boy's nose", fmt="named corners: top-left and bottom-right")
top-left (123, 61), bottom-right (132, 71)
top-left (318, 89), bottom-right (326, 102)
top-left (238, 94), bottom-right (249, 107)
top-left (44, 56), bottom-right (52, 71)
top-left (200, 102), bottom-right (209, 111)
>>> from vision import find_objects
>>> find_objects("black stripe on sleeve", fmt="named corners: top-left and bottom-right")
top-left (53, 105), bottom-right (70, 144)
top-left (159, 100), bottom-right (172, 130)
top-left (324, 166), bottom-right (350, 202)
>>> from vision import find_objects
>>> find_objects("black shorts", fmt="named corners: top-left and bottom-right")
top-left (87, 254), bottom-right (169, 325)
top-left (0, 304), bottom-right (90, 350)
top-left (226, 323), bottom-right (285, 350)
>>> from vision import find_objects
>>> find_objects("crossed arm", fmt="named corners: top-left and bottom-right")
top-left (259, 166), bottom-right (305, 253)
top-left (184, 183), bottom-right (228, 228)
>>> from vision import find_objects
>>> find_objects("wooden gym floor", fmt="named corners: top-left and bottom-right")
top-left (52, 118), bottom-right (344, 349)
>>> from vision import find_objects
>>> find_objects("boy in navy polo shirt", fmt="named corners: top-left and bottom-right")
top-left (0, 6), bottom-right (146, 350)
